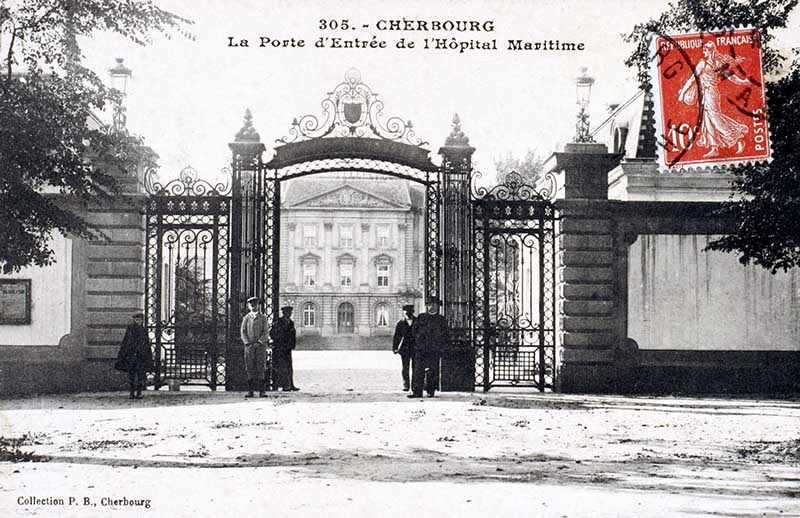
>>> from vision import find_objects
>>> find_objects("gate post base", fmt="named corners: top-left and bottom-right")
top-left (557, 362), bottom-right (618, 394)
top-left (225, 346), bottom-right (248, 392)
top-left (440, 348), bottom-right (475, 392)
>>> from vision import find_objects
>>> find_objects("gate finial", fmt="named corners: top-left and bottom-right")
top-left (445, 113), bottom-right (470, 146)
top-left (229, 109), bottom-right (266, 161)
top-left (234, 109), bottom-right (261, 143)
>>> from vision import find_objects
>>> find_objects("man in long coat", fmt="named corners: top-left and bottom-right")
top-left (392, 304), bottom-right (416, 391)
top-left (270, 305), bottom-right (299, 391)
top-left (409, 298), bottom-right (447, 398)
top-left (115, 312), bottom-right (154, 399)
top-left (240, 297), bottom-right (269, 397)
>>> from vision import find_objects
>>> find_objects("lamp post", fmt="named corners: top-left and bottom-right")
top-left (109, 58), bottom-right (132, 132)
top-left (574, 67), bottom-right (595, 143)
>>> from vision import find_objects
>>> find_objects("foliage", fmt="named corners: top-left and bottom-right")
top-left (623, 0), bottom-right (797, 89)
top-left (623, 0), bottom-right (800, 272)
top-left (493, 149), bottom-right (546, 186)
top-left (708, 66), bottom-right (800, 272)
top-left (0, 1), bottom-right (192, 274)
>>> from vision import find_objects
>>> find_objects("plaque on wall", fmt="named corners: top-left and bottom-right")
top-left (0, 279), bottom-right (32, 325)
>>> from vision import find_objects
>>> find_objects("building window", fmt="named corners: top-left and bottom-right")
top-left (303, 303), bottom-right (316, 327)
top-left (339, 226), bottom-right (353, 248)
top-left (303, 224), bottom-right (317, 247)
top-left (377, 263), bottom-right (390, 287)
top-left (303, 263), bottom-right (317, 286)
top-left (340, 263), bottom-right (353, 287)
top-left (375, 303), bottom-right (389, 327)
top-left (377, 225), bottom-right (390, 248)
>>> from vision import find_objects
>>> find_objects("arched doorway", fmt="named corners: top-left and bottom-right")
top-left (227, 68), bottom-right (475, 392)
top-left (337, 302), bottom-right (355, 334)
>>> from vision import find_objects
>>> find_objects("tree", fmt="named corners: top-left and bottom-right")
top-left (623, 0), bottom-right (800, 273)
top-left (493, 149), bottom-right (546, 186)
top-left (0, 1), bottom-right (192, 274)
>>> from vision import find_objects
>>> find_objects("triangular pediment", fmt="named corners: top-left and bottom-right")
top-left (290, 185), bottom-right (404, 209)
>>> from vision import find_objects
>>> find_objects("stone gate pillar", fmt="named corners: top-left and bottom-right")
top-left (547, 143), bottom-right (621, 393)
top-left (227, 109), bottom-right (266, 391)
top-left (438, 114), bottom-right (475, 391)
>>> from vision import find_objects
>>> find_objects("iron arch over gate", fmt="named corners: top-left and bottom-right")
top-left (471, 172), bottom-right (559, 391)
top-left (226, 69), bottom-right (454, 390)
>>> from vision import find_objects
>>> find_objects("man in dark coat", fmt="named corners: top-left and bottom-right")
top-left (409, 298), bottom-right (447, 398)
top-left (240, 297), bottom-right (269, 397)
top-left (115, 312), bottom-right (154, 399)
top-left (269, 305), bottom-right (299, 391)
top-left (392, 304), bottom-right (416, 391)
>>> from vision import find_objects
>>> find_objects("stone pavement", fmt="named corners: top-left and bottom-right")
top-left (1, 351), bottom-right (799, 517)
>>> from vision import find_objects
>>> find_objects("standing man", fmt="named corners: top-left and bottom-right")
top-left (392, 304), bottom-right (416, 391)
top-left (240, 297), bottom-right (269, 398)
top-left (114, 312), bottom-right (154, 399)
top-left (409, 298), bottom-right (447, 398)
top-left (270, 305), bottom-right (300, 391)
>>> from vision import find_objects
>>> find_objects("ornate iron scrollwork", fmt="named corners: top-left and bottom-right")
top-left (276, 68), bottom-right (427, 147)
top-left (471, 169), bottom-right (558, 392)
top-left (145, 166), bottom-right (232, 196)
top-left (472, 171), bottom-right (555, 202)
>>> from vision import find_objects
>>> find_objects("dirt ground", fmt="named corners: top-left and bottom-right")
top-left (1, 351), bottom-right (800, 517)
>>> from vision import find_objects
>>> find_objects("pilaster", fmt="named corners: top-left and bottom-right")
top-left (546, 143), bottom-right (623, 393)
top-left (227, 109), bottom-right (266, 391)
top-left (438, 114), bottom-right (476, 392)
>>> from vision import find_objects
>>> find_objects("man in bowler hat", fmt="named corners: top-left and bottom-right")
top-left (392, 304), bottom-right (416, 391)
top-left (270, 305), bottom-right (299, 391)
top-left (409, 298), bottom-right (447, 398)
top-left (240, 297), bottom-right (269, 397)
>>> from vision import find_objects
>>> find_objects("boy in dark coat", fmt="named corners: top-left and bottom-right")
top-left (269, 306), bottom-right (299, 391)
top-left (115, 313), bottom-right (154, 399)
top-left (392, 304), bottom-right (416, 391)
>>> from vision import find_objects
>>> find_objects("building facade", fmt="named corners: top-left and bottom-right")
top-left (278, 174), bottom-right (425, 338)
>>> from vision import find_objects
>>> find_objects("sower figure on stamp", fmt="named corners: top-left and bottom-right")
top-left (270, 305), bottom-right (300, 391)
top-left (677, 41), bottom-right (750, 158)
top-left (114, 312), bottom-right (154, 400)
top-left (240, 297), bottom-right (269, 398)
top-left (409, 298), bottom-right (447, 398)
top-left (392, 304), bottom-right (416, 391)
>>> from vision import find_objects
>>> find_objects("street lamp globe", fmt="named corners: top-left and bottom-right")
top-left (575, 66), bottom-right (594, 107)
top-left (109, 57), bottom-right (132, 95)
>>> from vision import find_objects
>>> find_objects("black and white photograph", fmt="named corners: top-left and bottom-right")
top-left (1, 0), bottom-right (800, 516)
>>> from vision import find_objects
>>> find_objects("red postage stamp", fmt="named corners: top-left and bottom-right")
top-left (650, 28), bottom-right (771, 170)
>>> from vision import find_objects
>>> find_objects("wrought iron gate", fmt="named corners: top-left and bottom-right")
top-left (472, 172), bottom-right (558, 391)
top-left (144, 167), bottom-right (230, 389)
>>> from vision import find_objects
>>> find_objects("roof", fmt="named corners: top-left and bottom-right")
top-left (591, 89), bottom-right (657, 160)
top-left (282, 175), bottom-right (421, 209)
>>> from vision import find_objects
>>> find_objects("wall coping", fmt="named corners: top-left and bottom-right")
top-left (608, 159), bottom-right (740, 202)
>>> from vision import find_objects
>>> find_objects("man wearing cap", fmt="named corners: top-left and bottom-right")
top-left (392, 304), bottom-right (416, 391)
top-left (114, 312), bottom-right (154, 399)
top-left (269, 305), bottom-right (299, 391)
top-left (240, 297), bottom-right (269, 397)
top-left (409, 298), bottom-right (448, 398)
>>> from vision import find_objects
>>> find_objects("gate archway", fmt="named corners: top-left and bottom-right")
top-left (226, 69), bottom-right (465, 390)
